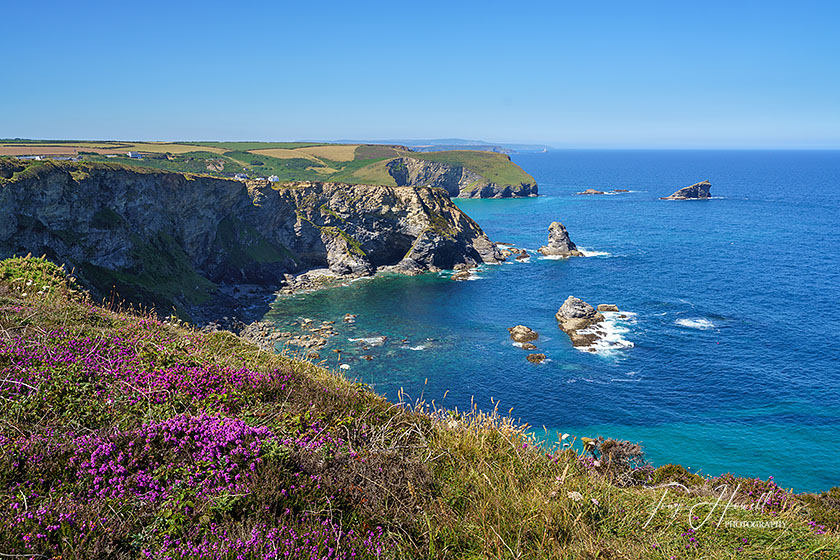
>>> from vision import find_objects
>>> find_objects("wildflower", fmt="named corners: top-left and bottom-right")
top-left (567, 491), bottom-right (583, 502)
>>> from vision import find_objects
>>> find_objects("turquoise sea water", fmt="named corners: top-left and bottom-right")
top-left (264, 150), bottom-right (840, 493)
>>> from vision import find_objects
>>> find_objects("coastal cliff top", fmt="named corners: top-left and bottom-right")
top-left (1, 140), bottom-right (536, 190)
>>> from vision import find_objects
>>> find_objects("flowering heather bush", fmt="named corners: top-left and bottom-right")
top-left (711, 473), bottom-right (793, 514)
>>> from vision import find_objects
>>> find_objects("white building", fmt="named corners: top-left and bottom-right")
top-left (268, 175), bottom-right (280, 182)
top-left (126, 151), bottom-right (143, 159)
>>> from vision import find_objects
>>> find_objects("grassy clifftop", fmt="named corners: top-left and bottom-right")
top-left (1, 141), bottom-right (535, 192)
top-left (0, 256), bottom-right (837, 559)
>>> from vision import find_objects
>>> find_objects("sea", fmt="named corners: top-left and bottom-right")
top-left (263, 150), bottom-right (840, 493)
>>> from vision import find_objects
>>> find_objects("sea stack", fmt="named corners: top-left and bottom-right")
top-left (538, 222), bottom-right (584, 257)
top-left (661, 180), bottom-right (712, 200)
top-left (555, 296), bottom-right (605, 347)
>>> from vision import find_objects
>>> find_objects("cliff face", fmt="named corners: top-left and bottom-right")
top-left (386, 157), bottom-right (538, 198)
top-left (0, 160), bottom-right (501, 315)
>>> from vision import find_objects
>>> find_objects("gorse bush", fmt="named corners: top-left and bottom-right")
top-left (0, 256), bottom-right (837, 559)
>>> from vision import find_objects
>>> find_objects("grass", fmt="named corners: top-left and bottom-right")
top-left (2, 142), bottom-right (536, 192)
top-left (0, 255), bottom-right (837, 559)
top-left (405, 150), bottom-right (536, 187)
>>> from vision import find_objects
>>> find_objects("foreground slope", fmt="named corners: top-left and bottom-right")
top-left (0, 257), bottom-right (837, 559)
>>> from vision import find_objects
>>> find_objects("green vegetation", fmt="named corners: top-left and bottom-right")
top-left (78, 231), bottom-right (218, 318)
top-left (0, 256), bottom-right (837, 559)
top-left (407, 150), bottom-right (535, 186)
top-left (2, 141), bottom-right (535, 191)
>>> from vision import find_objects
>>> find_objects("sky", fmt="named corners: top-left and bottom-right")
top-left (2, 0), bottom-right (839, 148)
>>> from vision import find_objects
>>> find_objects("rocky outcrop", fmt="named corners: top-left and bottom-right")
top-left (538, 222), bottom-right (584, 257)
top-left (661, 180), bottom-right (711, 200)
top-left (576, 189), bottom-right (605, 195)
top-left (508, 325), bottom-right (538, 343)
top-left (555, 296), bottom-right (606, 347)
top-left (526, 353), bottom-right (546, 364)
top-left (0, 159), bottom-right (502, 319)
top-left (387, 157), bottom-right (538, 199)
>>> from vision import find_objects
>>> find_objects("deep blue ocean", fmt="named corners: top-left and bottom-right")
top-left (264, 150), bottom-right (840, 493)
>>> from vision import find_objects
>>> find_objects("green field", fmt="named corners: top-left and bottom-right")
top-left (1, 140), bottom-right (534, 189)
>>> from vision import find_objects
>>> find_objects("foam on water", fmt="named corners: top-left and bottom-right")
top-left (578, 248), bottom-right (611, 257)
top-left (675, 318), bottom-right (715, 330)
top-left (575, 311), bottom-right (636, 354)
top-left (348, 336), bottom-right (387, 346)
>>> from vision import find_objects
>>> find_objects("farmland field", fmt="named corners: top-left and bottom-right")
top-left (2, 140), bottom-right (530, 188)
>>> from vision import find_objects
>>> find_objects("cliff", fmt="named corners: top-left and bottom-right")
top-left (386, 152), bottom-right (538, 198)
top-left (0, 159), bottom-right (501, 317)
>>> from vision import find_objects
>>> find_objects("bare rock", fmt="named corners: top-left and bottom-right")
top-left (576, 188), bottom-right (605, 195)
top-left (661, 180), bottom-right (711, 200)
top-left (538, 222), bottom-right (584, 257)
top-left (556, 296), bottom-right (606, 348)
top-left (521, 342), bottom-right (538, 350)
top-left (526, 353), bottom-right (546, 364)
top-left (508, 325), bottom-right (539, 343)
top-left (597, 304), bottom-right (619, 312)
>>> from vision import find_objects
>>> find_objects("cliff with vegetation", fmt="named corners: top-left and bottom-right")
top-left (0, 256), bottom-right (837, 559)
top-left (387, 151), bottom-right (538, 198)
top-left (1, 140), bottom-right (538, 198)
top-left (0, 159), bottom-right (501, 318)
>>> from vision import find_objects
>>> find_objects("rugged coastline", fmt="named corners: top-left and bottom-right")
top-left (0, 159), bottom-right (503, 324)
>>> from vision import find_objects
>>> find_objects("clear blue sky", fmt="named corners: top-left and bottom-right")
top-left (3, 0), bottom-right (838, 148)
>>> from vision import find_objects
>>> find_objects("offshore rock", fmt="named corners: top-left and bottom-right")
top-left (508, 325), bottom-right (539, 343)
top-left (538, 222), bottom-right (584, 257)
top-left (555, 296), bottom-right (605, 347)
top-left (661, 180), bottom-right (712, 200)
top-left (526, 353), bottom-right (546, 364)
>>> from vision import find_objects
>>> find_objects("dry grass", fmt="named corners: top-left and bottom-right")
top-left (248, 148), bottom-right (325, 162)
top-left (295, 144), bottom-right (359, 162)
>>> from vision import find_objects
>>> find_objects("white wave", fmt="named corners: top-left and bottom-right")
top-left (575, 311), bottom-right (636, 354)
top-left (348, 336), bottom-right (387, 346)
top-left (676, 318), bottom-right (715, 330)
top-left (578, 248), bottom-right (611, 257)
top-left (514, 257), bottom-right (531, 263)
top-left (537, 254), bottom-right (570, 261)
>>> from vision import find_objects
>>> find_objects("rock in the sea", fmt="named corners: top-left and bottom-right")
top-left (526, 353), bottom-right (546, 364)
top-left (597, 304), bottom-right (619, 312)
top-left (660, 180), bottom-right (711, 200)
top-left (538, 222), bottom-right (584, 257)
top-left (555, 296), bottom-right (605, 347)
top-left (451, 270), bottom-right (472, 281)
top-left (521, 342), bottom-right (537, 350)
top-left (508, 325), bottom-right (539, 343)
top-left (612, 189), bottom-right (630, 193)
top-left (576, 189), bottom-right (605, 195)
